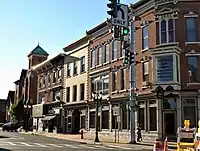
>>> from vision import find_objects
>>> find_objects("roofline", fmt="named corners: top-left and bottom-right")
top-left (33, 53), bottom-right (66, 70)
top-left (86, 20), bottom-right (107, 35)
top-left (14, 79), bottom-right (20, 84)
top-left (130, 0), bottom-right (150, 10)
top-left (63, 35), bottom-right (89, 52)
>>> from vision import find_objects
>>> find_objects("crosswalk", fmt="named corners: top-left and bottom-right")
top-left (0, 141), bottom-right (134, 150)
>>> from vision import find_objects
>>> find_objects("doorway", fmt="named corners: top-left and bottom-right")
top-left (163, 112), bottom-right (176, 138)
top-left (72, 109), bottom-right (80, 134)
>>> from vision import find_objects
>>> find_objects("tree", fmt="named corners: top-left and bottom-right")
top-left (9, 98), bottom-right (24, 123)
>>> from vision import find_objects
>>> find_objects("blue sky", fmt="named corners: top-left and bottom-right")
top-left (0, 0), bottom-right (136, 99)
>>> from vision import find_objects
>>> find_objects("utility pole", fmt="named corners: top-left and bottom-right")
top-left (129, 20), bottom-right (136, 144)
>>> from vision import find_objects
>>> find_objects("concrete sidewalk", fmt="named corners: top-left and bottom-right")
top-left (20, 131), bottom-right (156, 148)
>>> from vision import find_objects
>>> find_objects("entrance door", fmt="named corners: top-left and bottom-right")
top-left (163, 112), bottom-right (176, 138)
top-left (72, 109), bottom-right (80, 134)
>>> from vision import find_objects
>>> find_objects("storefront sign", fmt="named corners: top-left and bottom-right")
top-left (32, 104), bottom-right (43, 117)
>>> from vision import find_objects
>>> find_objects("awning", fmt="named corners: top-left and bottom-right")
top-left (41, 115), bottom-right (56, 121)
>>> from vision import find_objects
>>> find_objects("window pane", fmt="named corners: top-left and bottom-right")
top-left (105, 44), bottom-right (109, 63)
top-left (102, 111), bottom-right (109, 129)
top-left (161, 20), bottom-right (166, 31)
top-left (98, 47), bottom-right (102, 65)
top-left (161, 32), bottom-right (167, 43)
top-left (142, 26), bottom-right (148, 38)
top-left (168, 31), bottom-right (174, 43)
top-left (138, 108), bottom-right (145, 130)
top-left (91, 50), bottom-right (95, 67)
top-left (186, 18), bottom-right (197, 42)
top-left (168, 19), bottom-right (174, 30)
top-left (184, 106), bottom-right (196, 128)
top-left (157, 55), bottom-right (173, 82)
top-left (113, 40), bottom-right (118, 60)
top-left (188, 56), bottom-right (198, 82)
top-left (89, 111), bottom-right (95, 128)
top-left (143, 39), bottom-right (148, 49)
top-left (150, 107), bottom-right (157, 131)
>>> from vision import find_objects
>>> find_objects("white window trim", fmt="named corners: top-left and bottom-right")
top-left (91, 50), bottom-right (95, 68)
top-left (185, 17), bottom-right (198, 44)
top-left (112, 40), bottom-right (118, 60)
top-left (154, 53), bottom-right (179, 84)
top-left (142, 25), bottom-right (149, 51)
top-left (97, 47), bottom-right (102, 65)
top-left (105, 44), bottom-right (110, 63)
top-left (159, 19), bottom-right (175, 44)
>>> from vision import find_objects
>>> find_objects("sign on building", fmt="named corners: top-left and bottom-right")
top-left (32, 104), bottom-right (43, 118)
top-left (111, 4), bottom-right (128, 28)
top-left (113, 106), bottom-right (120, 116)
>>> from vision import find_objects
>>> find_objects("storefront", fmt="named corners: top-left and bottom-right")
top-left (64, 102), bottom-right (88, 134)
top-left (32, 104), bottom-right (44, 132)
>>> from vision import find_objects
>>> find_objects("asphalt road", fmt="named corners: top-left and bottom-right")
top-left (0, 131), bottom-right (153, 151)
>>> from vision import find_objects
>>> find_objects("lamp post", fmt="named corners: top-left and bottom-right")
top-left (24, 100), bottom-right (33, 132)
top-left (92, 91), bottom-right (102, 142)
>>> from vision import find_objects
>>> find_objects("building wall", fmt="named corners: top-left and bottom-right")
top-left (63, 43), bottom-right (88, 103)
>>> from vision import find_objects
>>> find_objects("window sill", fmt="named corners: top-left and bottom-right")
top-left (119, 89), bottom-right (127, 93)
top-left (103, 62), bottom-right (110, 65)
top-left (80, 71), bottom-right (86, 74)
top-left (119, 56), bottom-right (124, 60)
top-left (187, 83), bottom-right (200, 86)
top-left (156, 42), bottom-right (179, 47)
top-left (111, 59), bottom-right (118, 63)
top-left (96, 64), bottom-right (102, 68)
top-left (141, 48), bottom-right (149, 52)
top-left (111, 91), bottom-right (118, 94)
top-left (90, 67), bottom-right (95, 70)
top-left (185, 42), bottom-right (200, 45)
top-left (73, 73), bottom-right (78, 77)
top-left (67, 75), bottom-right (71, 78)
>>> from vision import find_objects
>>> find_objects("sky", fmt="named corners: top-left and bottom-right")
top-left (0, 0), bottom-right (136, 99)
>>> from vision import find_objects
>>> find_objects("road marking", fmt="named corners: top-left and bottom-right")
top-left (7, 142), bottom-right (17, 146)
top-left (79, 144), bottom-right (96, 149)
top-left (95, 145), bottom-right (114, 150)
top-left (20, 142), bottom-right (32, 146)
top-left (48, 144), bottom-right (63, 148)
top-left (62, 144), bottom-right (79, 148)
top-left (33, 143), bottom-right (47, 147)
top-left (106, 144), bottom-right (132, 150)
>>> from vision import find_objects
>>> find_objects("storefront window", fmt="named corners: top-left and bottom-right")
top-left (150, 107), bottom-right (157, 131)
top-left (81, 116), bottom-right (85, 129)
top-left (183, 99), bottom-right (196, 128)
top-left (102, 111), bottom-right (109, 129)
top-left (138, 108), bottom-right (145, 130)
top-left (122, 105), bottom-right (127, 129)
top-left (89, 111), bottom-right (95, 128)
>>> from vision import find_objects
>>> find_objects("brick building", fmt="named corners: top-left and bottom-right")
top-left (84, 0), bottom-right (200, 141)
top-left (5, 90), bottom-right (15, 122)
top-left (0, 99), bottom-right (7, 123)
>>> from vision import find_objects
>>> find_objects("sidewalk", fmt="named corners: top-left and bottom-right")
top-left (21, 131), bottom-right (156, 148)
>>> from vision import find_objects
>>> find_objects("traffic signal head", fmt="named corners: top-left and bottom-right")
top-left (123, 40), bottom-right (130, 49)
top-left (107, 0), bottom-right (118, 18)
top-left (122, 27), bottom-right (130, 36)
top-left (124, 50), bottom-right (130, 64)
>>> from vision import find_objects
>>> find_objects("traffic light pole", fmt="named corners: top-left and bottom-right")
top-left (129, 20), bottom-right (136, 144)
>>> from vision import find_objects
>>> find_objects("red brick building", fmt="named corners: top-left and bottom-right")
top-left (85, 0), bottom-right (200, 140)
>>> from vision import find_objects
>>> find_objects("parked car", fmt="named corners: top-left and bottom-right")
top-left (2, 122), bottom-right (19, 132)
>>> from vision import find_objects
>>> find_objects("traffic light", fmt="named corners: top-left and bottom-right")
top-left (123, 40), bottom-right (134, 65)
top-left (122, 27), bottom-right (130, 36)
top-left (107, 0), bottom-right (118, 18)
top-left (113, 26), bottom-right (121, 40)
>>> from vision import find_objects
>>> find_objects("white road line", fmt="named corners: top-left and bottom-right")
top-left (20, 142), bottom-right (32, 146)
top-left (79, 144), bottom-right (96, 149)
top-left (7, 142), bottom-right (17, 146)
top-left (33, 143), bottom-right (47, 147)
top-left (95, 145), bottom-right (114, 150)
top-left (62, 144), bottom-right (79, 148)
top-left (106, 144), bottom-right (132, 150)
top-left (48, 144), bottom-right (63, 148)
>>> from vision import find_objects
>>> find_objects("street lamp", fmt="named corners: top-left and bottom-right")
top-left (92, 91), bottom-right (102, 142)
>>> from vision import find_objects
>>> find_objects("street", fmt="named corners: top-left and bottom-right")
top-left (0, 131), bottom-right (153, 151)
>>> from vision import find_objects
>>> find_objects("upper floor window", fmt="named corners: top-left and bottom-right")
top-left (112, 40), bottom-right (118, 60)
top-left (142, 62), bottom-right (149, 82)
top-left (186, 17), bottom-right (197, 42)
top-left (80, 56), bottom-right (85, 73)
top-left (121, 69), bottom-right (126, 90)
top-left (67, 63), bottom-right (71, 77)
top-left (92, 75), bottom-right (109, 95)
top-left (53, 90), bottom-right (60, 102)
top-left (97, 47), bottom-right (102, 65)
top-left (66, 87), bottom-right (70, 102)
top-left (142, 25), bottom-right (148, 50)
top-left (188, 56), bottom-right (198, 83)
top-left (156, 55), bottom-right (173, 82)
top-left (74, 61), bottom-right (78, 75)
top-left (58, 69), bottom-right (62, 78)
top-left (91, 50), bottom-right (95, 68)
top-left (112, 72), bottom-right (117, 91)
top-left (105, 44), bottom-right (110, 63)
top-left (121, 42), bottom-right (125, 57)
top-left (80, 83), bottom-right (85, 100)
top-left (160, 19), bottom-right (175, 44)
top-left (73, 85), bottom-right (77, 102)
top-left (53, 72), bottom-right (56, 83)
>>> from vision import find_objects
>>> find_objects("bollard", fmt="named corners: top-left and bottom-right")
top-left (81, 129), bottom-right (84, 139)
